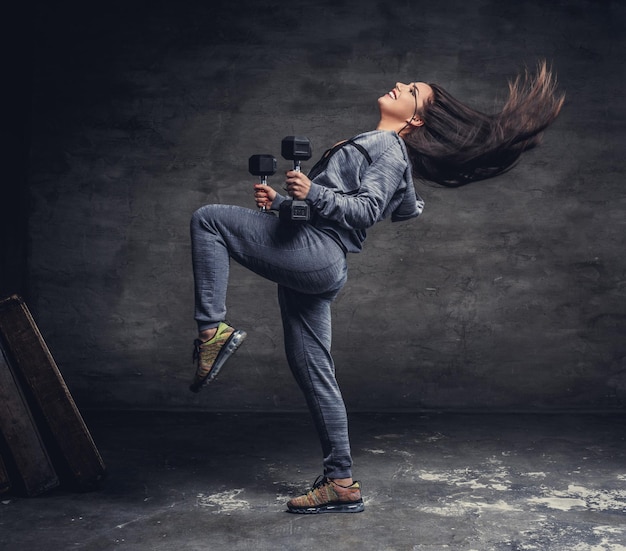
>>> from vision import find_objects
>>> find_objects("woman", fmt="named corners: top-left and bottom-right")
top-left (188, 61), bottom-right (564, 514)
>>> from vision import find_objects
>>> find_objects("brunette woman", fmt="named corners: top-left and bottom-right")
top-left (188, 61), bottom-right (564, 514)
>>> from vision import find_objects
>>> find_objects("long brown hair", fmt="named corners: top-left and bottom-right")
top-left (404, 61), bottom-right (565, 187)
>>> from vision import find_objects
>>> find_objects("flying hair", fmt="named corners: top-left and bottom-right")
top-left (403, 60), bottom-right (565, 187)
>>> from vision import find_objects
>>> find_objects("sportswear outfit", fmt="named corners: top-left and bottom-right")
top-left (190, 130), bottom-right (424, 480)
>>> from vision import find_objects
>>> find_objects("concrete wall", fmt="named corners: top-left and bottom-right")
top-left (23, 0), bottom-right (625, 412)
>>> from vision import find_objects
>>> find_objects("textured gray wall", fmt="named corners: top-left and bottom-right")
top-left (25, 0), bottom-right (625, 412)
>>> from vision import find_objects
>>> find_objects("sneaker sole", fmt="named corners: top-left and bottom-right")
top-left (189, 330), bottom-right (247, 393)
top-left (287, 500), bottom-right (365, 514)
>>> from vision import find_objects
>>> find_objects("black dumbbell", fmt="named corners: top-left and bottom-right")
top-left (248, 154), bottom-right (277, 211)
top-left (280, 136), bottom-right (312, 223)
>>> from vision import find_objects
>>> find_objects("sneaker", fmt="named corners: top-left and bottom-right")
top-left (286, 476), bottom-right (364, 514)
top-left (189, 322), bottom-right (247, 393)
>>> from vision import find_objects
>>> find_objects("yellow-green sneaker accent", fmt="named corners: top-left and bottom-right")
top-left (189, 322), bottom-right (247, 392)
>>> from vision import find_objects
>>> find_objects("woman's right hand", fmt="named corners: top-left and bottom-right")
top-left (253, 183), bottom-right (277, 210)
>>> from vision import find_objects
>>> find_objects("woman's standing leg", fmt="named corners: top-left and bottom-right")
top-left (278, 285), bottom-right (364, 514)
top-left (277, 285), bottom-right (352, 480)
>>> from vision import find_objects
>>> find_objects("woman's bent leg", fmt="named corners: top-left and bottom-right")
top-left (190, 204), bottom-right (346, 331)
top-left (278, 285), bottom-right (352, 480)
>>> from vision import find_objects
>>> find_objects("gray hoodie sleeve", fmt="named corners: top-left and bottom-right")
top-left (306, 140), bottom-right (422, 230)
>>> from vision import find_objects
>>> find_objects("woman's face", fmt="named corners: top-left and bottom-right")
top-left (378, 81), bottom-right (433, 127)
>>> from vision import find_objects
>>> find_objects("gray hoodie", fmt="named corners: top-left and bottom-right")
top-left (273, 130), bottom-right (424, 253)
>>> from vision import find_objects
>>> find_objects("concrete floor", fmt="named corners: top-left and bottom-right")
top-left (1, 411), bottom-right (625, 550)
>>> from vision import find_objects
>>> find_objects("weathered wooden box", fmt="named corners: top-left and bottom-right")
top-left (0, 295), bottom-right (105, 495)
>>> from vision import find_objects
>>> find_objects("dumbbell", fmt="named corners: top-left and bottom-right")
top-left (280, 136), bottom-right (312, 223)
top-left (248, 154), bottom-right (277, 211)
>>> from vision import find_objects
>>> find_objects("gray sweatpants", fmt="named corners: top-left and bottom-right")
top-left (190, 204), bottom-right (352, 479)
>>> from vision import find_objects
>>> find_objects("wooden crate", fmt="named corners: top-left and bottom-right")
top-left (0, 295), bottom-right (106, 493)
top-left (0, 454), bottom-right (10, 495)
top-left (0, 341), bottom-right (59, 496)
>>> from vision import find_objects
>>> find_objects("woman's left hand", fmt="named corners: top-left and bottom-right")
top-left (284, 170), bottom-right (311, 200)
top-left (253, 183), bottom-right (277, 210)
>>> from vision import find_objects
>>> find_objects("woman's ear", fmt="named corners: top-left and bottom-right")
top-left (410, 116), bottom-right (425, 127)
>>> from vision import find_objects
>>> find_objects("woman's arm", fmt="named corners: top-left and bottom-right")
top-left (253, 183), bottom-right (284, 210)
top-left (306, 142), bottom-right (416, 230)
